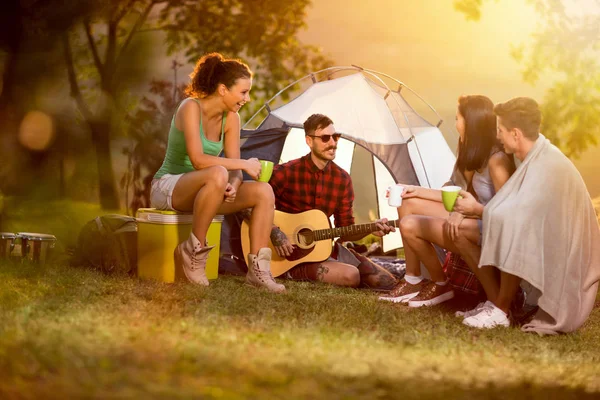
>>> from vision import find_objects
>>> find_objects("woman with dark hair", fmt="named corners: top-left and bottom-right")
top-left (150, 52), bottom-right (285, 293)
top-left (379, 95), bottom-right (515, 308)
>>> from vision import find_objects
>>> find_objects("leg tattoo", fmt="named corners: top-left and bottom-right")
top-left (316, 264), bottom-right (330, 282)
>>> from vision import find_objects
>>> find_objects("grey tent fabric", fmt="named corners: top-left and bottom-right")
top-left (351, 138), bottom-right (420, 186)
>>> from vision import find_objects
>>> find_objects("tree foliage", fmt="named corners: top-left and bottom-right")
top-left (121, 79), bottom-right (185, 214)
top-left (453, 0), bottom-right (600, 157)
top-left (1, 0), bottom-right (331, 209)
top-left (0, 1), bottom-right (101, 199)
top-left (116, 0), bottom-right (332, 213)
top-left (153, 0), bottom-right (332, 116)
top-left (70, 0), bottom-right (331, 208)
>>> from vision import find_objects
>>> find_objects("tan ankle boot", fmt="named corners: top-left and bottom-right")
top-left (246, 248), bottom-right (286, 293)
top-left (174, 233), bottom-right (215, 286)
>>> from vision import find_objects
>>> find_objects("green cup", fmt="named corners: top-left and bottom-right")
top-left (441, 186), bottom-right (462, 212)
top-left (258, 160), bottom-right (274, 182)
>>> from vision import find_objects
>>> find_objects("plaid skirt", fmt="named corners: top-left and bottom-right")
top-left (443, 251), bottom-right (483, 296)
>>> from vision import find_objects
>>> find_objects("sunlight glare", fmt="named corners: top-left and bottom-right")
top-left (18, 111), bottom-right (55, 152)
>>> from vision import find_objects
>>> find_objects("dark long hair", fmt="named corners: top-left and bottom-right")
top-left (185, 52), bottom-right (252, 98)
top-left (455, 95), bottom-right (501, 173)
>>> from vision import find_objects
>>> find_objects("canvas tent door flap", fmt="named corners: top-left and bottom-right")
top-left (239, 67), bottom-right (456, 252)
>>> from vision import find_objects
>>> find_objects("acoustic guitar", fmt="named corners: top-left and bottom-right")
top-left (240, 209), bottom-right (399, 277)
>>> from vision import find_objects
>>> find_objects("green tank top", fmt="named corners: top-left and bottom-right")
top-left (154, 99), bottom-right (226, 179)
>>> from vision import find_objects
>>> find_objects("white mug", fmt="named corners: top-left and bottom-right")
top-left (388, 185), bottom-right (404, 207)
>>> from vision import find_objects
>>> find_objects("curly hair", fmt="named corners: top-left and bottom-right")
top-left (185, 52), bottom-right (252, 98)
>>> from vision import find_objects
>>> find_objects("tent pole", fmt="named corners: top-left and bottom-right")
top-left (243, 67), bottom-right (365, 129)
top-left (245, 66), bottom-right (443, 129)
top-left (405, 135), bottom-right (433, 188)
top-left (362, 68), bottom-right (444, 126)
top-left (360, 70), bottom-right (435, 188)
top-left (243, 65), bottom-right (442, 189)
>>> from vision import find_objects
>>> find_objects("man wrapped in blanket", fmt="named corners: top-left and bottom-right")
top-left (453, 97), bottom-right (600, 334)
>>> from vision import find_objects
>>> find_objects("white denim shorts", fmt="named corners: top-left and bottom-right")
top-left (150, 173), bottom-right (184, 211)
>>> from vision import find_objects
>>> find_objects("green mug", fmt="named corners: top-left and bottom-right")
top-left (258, 160), bottom-right (274, 182)
top-left (441, 186), bottom-right (462, 212)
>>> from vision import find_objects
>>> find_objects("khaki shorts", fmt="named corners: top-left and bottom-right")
top-left (150, 174), bottom-right (184, 211)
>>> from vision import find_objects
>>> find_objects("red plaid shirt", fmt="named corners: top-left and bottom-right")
top-left (269, 154), bottom-right (355, 228)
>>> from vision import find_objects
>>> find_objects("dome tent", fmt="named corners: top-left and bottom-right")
top-left (219, 66), bottom-right (456, 273)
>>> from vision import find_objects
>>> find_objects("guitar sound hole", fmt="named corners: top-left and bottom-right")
top-left (296, 228), bottom-right (314, 247)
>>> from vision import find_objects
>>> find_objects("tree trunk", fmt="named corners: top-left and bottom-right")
top-left (63, 31), bottom-right (120, 210)
top-left (89, 120), bottom-right (120, 210)
top-left (0, 52), bottom-right (18, 113)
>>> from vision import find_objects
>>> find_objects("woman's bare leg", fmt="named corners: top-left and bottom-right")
top-left (172, 166), bottom-right (228, 244)
top-left (397, 198), bottom-right (448, 277)
top-left (397, 197), bottom-right (448, 220)
top-left (400, 215), bottom-right (480, 282)
top-left (218, 181), bottom-right (274, 254)
top-left (218, 181), bottom-right (285, 293)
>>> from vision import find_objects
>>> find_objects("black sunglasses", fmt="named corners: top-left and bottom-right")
top-left (306, 133), bottom-right (342, 143)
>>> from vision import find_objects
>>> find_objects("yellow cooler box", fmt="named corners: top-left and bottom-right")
top-left (136, 208), bottom-right (223, 283)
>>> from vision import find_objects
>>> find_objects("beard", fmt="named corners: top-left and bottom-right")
top-left (314, 145), bottom-right (337, 161)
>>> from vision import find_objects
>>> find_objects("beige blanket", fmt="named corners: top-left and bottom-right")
top-left (480, 135), bottom-right (600, 334)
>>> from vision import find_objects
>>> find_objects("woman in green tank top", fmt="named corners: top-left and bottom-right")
top-left (150, 52), bottom-right (284, 293)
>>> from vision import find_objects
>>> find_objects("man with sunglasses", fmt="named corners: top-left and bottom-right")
top-left (268, 114), bottom-right (398, 288)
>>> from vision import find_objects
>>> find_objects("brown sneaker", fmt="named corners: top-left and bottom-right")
top-left (408, 281), bottom-right (454, 308)
top-left (378, 278), bottom-right (430, 303)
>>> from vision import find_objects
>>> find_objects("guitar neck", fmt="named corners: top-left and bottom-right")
top-left (313, 219), bottom-right (400, 241)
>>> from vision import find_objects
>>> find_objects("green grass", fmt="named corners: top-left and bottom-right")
top-left (0, 261), bottom-right (599, 400)
top-left (1, 196), bottom-right (121, 252)
top-left (2, 198), bottom-right (600, 399)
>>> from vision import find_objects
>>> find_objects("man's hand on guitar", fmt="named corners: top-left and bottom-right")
top-left (372, 218), bottom-right (396, 237)
top-left (270, 227), bottom-right (295, 257)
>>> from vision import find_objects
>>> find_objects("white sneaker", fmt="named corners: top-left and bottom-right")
top-left (455, 301), bottom-right (491, 318)
top-left (462, 303), bottom-right (510, 329)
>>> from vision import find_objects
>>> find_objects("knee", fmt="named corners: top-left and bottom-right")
top-left (399, 215), bottom-right (419, 238)
top-left (255, 182), bottom-right (275, 207)
top-left (338, 268), bottom-right (360, 288)
top-left (398, 197), bottom-right (417, 218)
top-left (205, 166), bottom-right (228, 189)
top-left (453, 231), bottom-right (479, 255)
